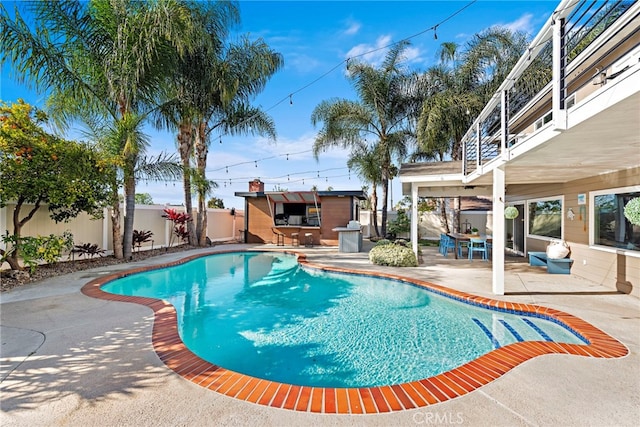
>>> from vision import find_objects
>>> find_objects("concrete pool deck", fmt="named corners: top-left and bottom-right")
top-left (1, 243), bottom-right (639, 426)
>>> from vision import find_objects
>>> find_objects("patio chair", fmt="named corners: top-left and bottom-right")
top-left (440, 234), bottom-right (457, 257)
top-left (468, 238), bottom-right (488, 260)
top-left (457, 240), bottom-right (469, 258)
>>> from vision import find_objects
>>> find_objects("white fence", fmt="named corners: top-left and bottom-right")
top-left (0, 203), bottom-right (244, 262)
top-left (359, 210), bottom-right (493, 240)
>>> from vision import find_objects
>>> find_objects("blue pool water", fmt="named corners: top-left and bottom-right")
top-left (102, 252), bottom-right (587, 388)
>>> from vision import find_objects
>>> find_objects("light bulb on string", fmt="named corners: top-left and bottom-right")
top-left (286, 153), bottom-right (289, 160)
top-left (317, 171), bottom-right (319, 178)
top-left (219, 137), bottom-right (222, 144)
top-left (433, 25), bottom-right (438, 40)
top-left (255, 161), bottom-right (258, 168)
top-left (225, 166), bottom-right (228, 173)
top-left (289, 94), bottom-right (293, 105)
top-left (287, 174), bottom-right (290, 181)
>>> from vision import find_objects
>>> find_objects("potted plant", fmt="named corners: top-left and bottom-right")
top-left (471, 227), bottom-right (479, 235)
top-left (505, 206), bottom-right (519, 219)
top-left (624, 197), bottom-right (640, 226)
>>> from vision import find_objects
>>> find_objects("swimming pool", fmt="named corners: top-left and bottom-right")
top-left (102, 251), bottom-right (585, 388)
top-left (83, 250), bottom-right (627, 413)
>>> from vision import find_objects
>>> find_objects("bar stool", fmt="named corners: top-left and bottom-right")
top-left (291, 232), bottom-right (299, 247)
top-left (304, 233), bottom-right (313, 247)
top-left (272, 227), bottom-right (285, 246)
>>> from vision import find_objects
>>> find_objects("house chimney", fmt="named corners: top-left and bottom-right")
top-left (249, 179), bottom-right (264, 192)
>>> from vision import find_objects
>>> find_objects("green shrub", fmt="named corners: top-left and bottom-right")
top-left (1, 231), bottom-right (74, 273)
top-left (369, 242), bottom-right (418, 267)
top-left (375, 239), bottom-right (392, 246)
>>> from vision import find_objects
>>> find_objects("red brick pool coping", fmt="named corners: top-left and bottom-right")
top-left (81, 249), bottom-right (628, 414)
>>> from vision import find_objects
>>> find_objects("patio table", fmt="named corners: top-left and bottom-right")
top-left (447, 233), bottom-right (493, 259)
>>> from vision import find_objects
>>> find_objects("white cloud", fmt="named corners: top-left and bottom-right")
top-left (286, 53), bottom-right (323, 74)
top-left (343, 20), bottom-right (361, 36)
top-left (503, 13), bottom-right (535, 35)
top-left (346, 35), bottom-right (393, 66)
top-left (345, 35), bottom-right (424, 67)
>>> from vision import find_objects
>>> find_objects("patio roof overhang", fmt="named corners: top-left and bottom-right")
top-left (400, 75), bottom-right (640, 195)
top-left (235, 190), bottom-right (367, 200)
top-left (264, 191), bottom-right (318, 203)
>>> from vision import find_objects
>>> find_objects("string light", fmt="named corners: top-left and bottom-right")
top-left (185, 1), bottom-right (481, 192)
top-left (210, 1), bottom-right (478, 145)
top-left (211, 149), bottom-right (312, 173)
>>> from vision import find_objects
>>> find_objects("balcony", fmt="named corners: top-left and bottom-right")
top-left (460, 0), bottom-right (640, 185)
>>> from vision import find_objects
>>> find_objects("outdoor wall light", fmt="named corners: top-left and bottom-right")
top-left (591, 68), bottom-right (607, 85)
top-left (567, 207), bottom-right (575, 221)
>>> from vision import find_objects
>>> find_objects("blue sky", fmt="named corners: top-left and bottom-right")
top-left (1, 0), bottom-right (558, 209)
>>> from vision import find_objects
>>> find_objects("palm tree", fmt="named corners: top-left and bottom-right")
top-left (417, 27), bottom-right (529, 161)
top-left (347, 143), bottom-right (383, 237)
top-left (191, 36), bottom-right (283, 246)
top-left (1, 0), bottom-right (197, 259)
top-left (154, 1), bottom-right (240, 245)
top-left (311, 41), bottom-right (419, 237)
top-left (415, 27), bottom-right (528, 232)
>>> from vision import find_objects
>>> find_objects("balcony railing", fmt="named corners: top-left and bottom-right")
top-left (462, 0), bottom-right (637, 177)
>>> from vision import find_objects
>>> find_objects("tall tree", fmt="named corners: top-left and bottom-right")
top-left (417, 27), bottom-right (529, 161)
top-left (347, 143), bottom-right (383, 237)
top-left (1, 0), bottom-right (195, 259)
top-left (311, 41), bottom-right (419, 237)
top-left (415, 27), bottom-right (528, 232)
top-left (190, 36), bottom-right (283, 246)
top-left (0, 100), bottom-right (111, 270)
top-left (154, 0), bottom-right (240, 245)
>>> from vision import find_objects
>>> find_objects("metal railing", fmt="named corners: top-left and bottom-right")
top-left (461, 0), bottom-right (636, 177)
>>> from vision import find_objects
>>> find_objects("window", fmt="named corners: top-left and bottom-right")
top-left (273, 202), bottom-right (321, 226)
top-left (534, 111), bottom-right (553, 130)
top-left (593, 189), bottom-right (640, 251)
top-left (528, 197), bottom-right (562, 239)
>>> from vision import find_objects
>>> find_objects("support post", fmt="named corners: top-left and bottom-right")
top-left (102, 207), bottom-right (109, 252)
top-left (411, 183), bottom-right (419, 258)
top-left (492, 166), bottom-right (506, 295)
top-left (500, 90), bottom-right (508, 156)
top-left (552, 17), bottom-right (567, 130)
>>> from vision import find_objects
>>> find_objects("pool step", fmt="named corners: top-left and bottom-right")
top-left (472, 318), bottom-right (501, 349)
top-left (521, 318), bottom-right (554, 342)
top-left (473, 317), bottom-right (557, 347)
top-left (498, 319), bottom-right (524, 342)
